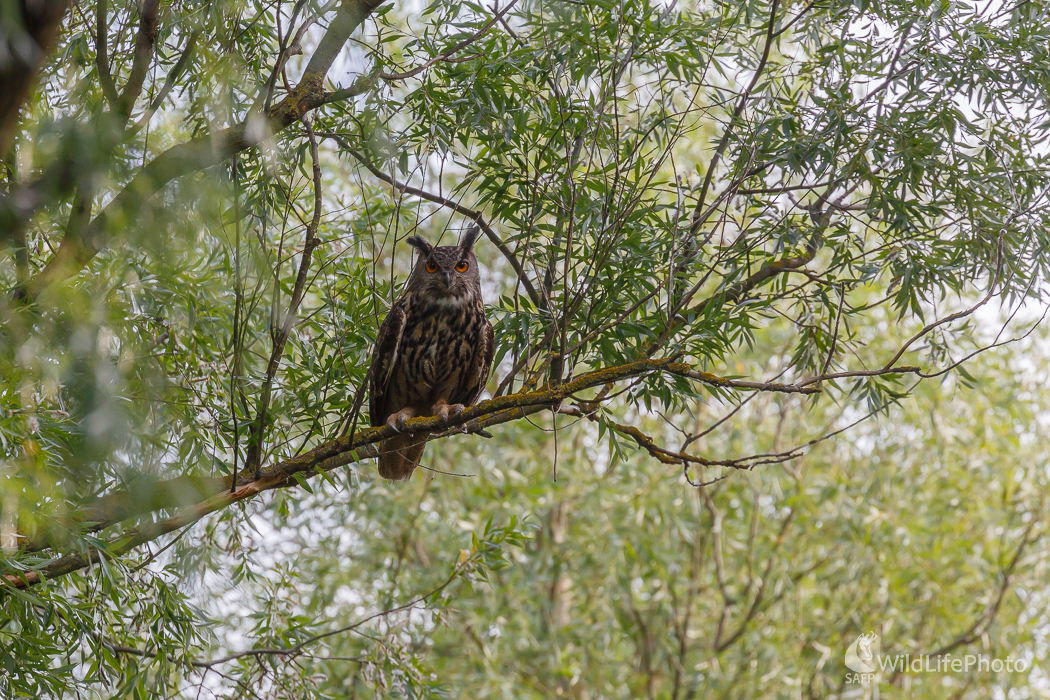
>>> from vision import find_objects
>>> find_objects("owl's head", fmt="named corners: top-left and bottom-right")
top-left (406, 227), bottom-right (482, 301)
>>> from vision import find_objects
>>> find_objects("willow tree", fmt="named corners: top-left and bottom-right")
top-left (1, 0), bottom-right (1049, 696)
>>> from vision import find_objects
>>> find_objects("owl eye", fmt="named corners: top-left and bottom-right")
top-left (455, 260), bottom-right (469, 272)
top-left (425, 260), bottom-right (439, 273)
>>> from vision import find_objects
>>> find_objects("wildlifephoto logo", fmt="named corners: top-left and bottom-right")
top-left (845, 632), bottom-right (879, 674)
top-left (843, 630), bottom-right (1029, 685)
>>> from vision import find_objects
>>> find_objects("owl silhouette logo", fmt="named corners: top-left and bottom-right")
top-left (845, 632), bottom-right (879, 673)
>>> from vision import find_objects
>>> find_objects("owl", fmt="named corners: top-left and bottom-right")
top-left (368, 227), bottom-right (495, 480)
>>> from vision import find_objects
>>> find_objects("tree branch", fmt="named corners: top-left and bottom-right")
top-left (117, 0), bottom-right (162, 119)
top-left (17, 358), bottom-right (819, 557)
top-left (0, 0), bottom-right (73, 155)
top-left (246, 117), bottom-right (324, 475)
top-left (21, 0), bottom-right (386, 299)
top-left (94, 0), bottom-right (120, 108)
top-left (129, 30), bottom-right (201, 134)
top-left (377, 0), bottom-right (519, 81)
top-left (714, 511), bottom-right (793, 652)
top-left (102, 558), bottom-right (465, 669)
top-left (925, 520), bottom-right (1035, 659)
top-left (689, 0), bottom-right (780, 234)
top-left (198, 561), bottom-right (464, 667)
top-left (334, 137), bottom-right (544, 308)
top-left (46, 0), bottom-right (162, 274)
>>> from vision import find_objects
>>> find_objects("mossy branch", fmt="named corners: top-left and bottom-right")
top-left (12, 358), bottom-right (828, 572)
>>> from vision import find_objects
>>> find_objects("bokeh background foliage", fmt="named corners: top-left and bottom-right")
top-left (1, 0), bottom-right (1050, 697)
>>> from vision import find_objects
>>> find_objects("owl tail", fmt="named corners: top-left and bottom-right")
top-left (377, 431), bottom-right (431, 481)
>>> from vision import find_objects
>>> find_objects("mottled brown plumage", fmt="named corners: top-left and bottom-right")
top-left (368, 227), bottom-right (494, 480)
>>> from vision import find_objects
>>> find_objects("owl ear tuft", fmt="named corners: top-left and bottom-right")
top-left (406, 235), bottom-right (433, 257)
top-left (459, 225), bottom-right (481, 254)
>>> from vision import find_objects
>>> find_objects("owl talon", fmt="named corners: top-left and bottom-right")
top-left (386, 408), bottom-right (415, 433)
top-left (435, 404), bottom-right (451, 427)
top-left (435, 402), bottom-right (466, 427)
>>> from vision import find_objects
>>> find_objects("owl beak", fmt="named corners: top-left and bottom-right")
top-left (442, 270), bottom-right (452, 289)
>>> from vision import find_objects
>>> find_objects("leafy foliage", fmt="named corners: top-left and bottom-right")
top-left (1, 0), bottom-right (1049, 696)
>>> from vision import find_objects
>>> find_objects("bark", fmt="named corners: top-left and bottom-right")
top-left (0, 0), bottom-right (72, 156)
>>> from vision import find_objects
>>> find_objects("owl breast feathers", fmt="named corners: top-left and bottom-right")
top-left (368, 227), bottom-right (494, 480)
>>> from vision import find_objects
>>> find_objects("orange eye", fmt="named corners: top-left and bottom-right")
top-left (425, 260), bottom-right (439, 273)
top-left (455, 260), bottom-right (469, 272)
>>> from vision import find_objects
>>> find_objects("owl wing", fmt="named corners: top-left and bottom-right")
top-left (457, 318), bottom-right (495, 407)
top-left (368, 298), bottom-right (408, 427)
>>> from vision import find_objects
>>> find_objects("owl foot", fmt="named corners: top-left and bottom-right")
top-left (386, 407), bottom-right (415, 433)
top-left (434, 401), bottom-right (466, 427)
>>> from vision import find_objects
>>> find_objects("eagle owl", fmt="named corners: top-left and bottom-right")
top-left (368, 227), bottom-right (494, 480)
